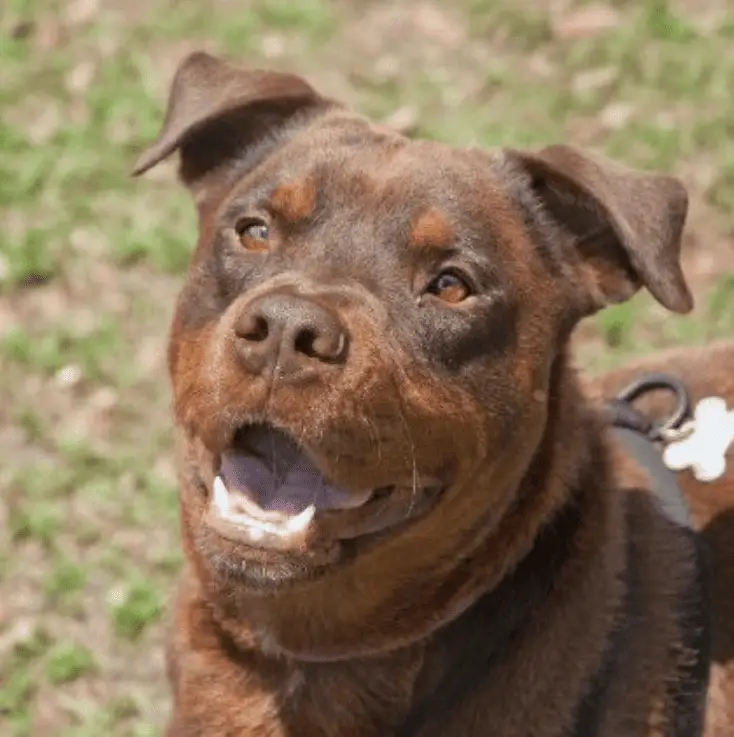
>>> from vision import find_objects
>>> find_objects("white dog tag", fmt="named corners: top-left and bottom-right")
top-left (663, 397), bottom-right (734, 482)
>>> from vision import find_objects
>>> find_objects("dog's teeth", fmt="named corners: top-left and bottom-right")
top-left (211, 477), bottom-right (314, 538)
top-left (285, 505), bottom-right (315, 533)
top-left (213, 476), bottom-right (230, 515)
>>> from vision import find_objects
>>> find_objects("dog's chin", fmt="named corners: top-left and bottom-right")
top-left (196, 423), bottom-right (445, 592)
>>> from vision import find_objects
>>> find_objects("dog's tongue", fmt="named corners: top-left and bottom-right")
top-left (220, 426), bottom-right (371, 515)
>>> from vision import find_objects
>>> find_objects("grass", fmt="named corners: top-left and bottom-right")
top-left (1, 0), bottom-right (733, 734)
top-left (110, 580), bottom-right (166, 641)
top-left (45, 643), bottom-right (96, 685)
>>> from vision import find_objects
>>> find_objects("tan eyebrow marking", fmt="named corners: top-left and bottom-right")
top-left (269, 178), bottom-right (318, 223)
top-left (409, 207), bottom-right (454, 250)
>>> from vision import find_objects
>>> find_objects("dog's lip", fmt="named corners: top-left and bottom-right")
top-left (318, 483), bottom-right (443, 540)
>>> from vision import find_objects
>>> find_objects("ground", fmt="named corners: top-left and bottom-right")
top-left (1, 0), bottom-right (733, 734)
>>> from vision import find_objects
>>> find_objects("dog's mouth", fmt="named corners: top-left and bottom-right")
top-left (205, 424), bottom-right (443, 551)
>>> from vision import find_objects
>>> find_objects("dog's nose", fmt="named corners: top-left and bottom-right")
top-left (234, 292), bottom-right (348, 381)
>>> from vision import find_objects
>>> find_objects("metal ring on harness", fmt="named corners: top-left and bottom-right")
top-left (613, 372), bottom-right (692, 441)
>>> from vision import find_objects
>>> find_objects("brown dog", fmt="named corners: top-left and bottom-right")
top-left (132, 51), bottom-right (734, 736)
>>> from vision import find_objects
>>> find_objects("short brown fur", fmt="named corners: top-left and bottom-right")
top-left (132, 51), bottom-right (733, 737)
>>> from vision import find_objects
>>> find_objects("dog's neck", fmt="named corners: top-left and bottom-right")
top-left (400, 478), bottom-right (587, 734)
top-left (392, 370), bottom-right (629, 735)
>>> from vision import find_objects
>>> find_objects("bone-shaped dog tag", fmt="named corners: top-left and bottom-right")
top-left (663, 396), bottom-right (734, 482)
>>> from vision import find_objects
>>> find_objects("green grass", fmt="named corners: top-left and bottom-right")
top-left (110, 580), bottom-right (165, 641)
top-left (44, 558), bottom-right (87, 605)
top-left (45, 643), bottom-right (96, 684)
top-left (1, 0), bottom-right (733, 733)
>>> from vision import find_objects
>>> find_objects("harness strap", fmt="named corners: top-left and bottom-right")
top-left (598, 375), bottom-right (710, 737)
top-left (613, 426), bottom-right (693, 528)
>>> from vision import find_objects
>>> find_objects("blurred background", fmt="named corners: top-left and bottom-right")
top-left (1, 0), bottom-right (733, 735)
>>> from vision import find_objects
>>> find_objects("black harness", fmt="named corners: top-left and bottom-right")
top-left (605, 373), bottom-right (695, 529)
top-left (596, 373), bottom-right (711, 737)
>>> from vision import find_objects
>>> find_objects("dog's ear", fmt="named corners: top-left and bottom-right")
top-left (506, 144), bottom-right (692, 314)
top-left (132, 52), bottom-right (329, 198)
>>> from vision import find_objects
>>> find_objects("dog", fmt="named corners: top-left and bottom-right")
top-left (132, 51), bottom-right (734, 736)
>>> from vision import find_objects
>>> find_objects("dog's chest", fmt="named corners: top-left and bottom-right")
top-left (276, 658), bottom-right (421, 736)
top-left (179, 658), bottom-right (420, 737)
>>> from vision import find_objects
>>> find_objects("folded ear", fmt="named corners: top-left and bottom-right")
top-left (505, 144), bottom-right (693, 315)
top-left (132, 51), bottom-right (331, 199)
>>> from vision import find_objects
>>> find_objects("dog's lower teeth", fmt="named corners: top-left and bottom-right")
top-left (213, 476), bottom-right (231, 516)
top-left (211, 476), bottom-right (315, 537)
top-left (285, 505), bottom-right (315, 532)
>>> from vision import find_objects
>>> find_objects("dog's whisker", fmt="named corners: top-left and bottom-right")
top-left (360, 408), bottom-right (382, 465)
top-left (386, 367), bottom-right (419, 516)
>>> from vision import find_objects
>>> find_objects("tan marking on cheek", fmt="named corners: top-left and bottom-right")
top-left (270, 178), bottom-right (317, 223)
top-left (409, 207), bottom-right (454, 250)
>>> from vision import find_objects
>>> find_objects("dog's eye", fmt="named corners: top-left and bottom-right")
top-left (236, 218), bottom-right (270, 251)
top-left (425, 271), bottom-right (472, 304)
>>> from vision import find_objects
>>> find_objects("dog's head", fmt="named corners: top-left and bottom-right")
top-left (134, 52), bottom-right (692, 657)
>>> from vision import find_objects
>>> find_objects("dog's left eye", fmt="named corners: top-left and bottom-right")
top-left (235, 218), bottom-right (270, 251)
top-left (425, 271), bottom-right (472, 304)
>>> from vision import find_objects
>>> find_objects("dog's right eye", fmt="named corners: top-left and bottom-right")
top-left (425, 270), bottom-right (472, 304)
top-left (235, 218), bottom-right (270, 252)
